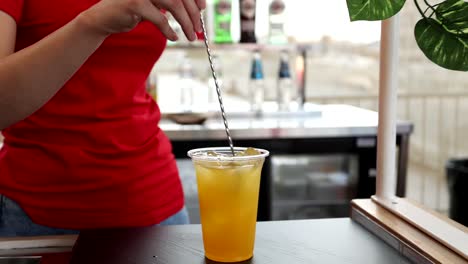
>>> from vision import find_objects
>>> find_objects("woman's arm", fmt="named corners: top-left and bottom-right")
top-left (0, 0), bottom-right (205, 130)
top-left (0, 12), bottom-right (16, 58)
top-left (0, 11), bottom-right (108, 130)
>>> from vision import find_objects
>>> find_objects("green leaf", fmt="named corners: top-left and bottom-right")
top-left (435, 0), bottom-right (468, 34)
top-left (415, 18), bottom-right (468, 71)
top-left (346, 0), bottom-right (406, 21)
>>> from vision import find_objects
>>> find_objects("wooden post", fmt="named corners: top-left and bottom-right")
top-left (376, 14), bottom-right (400, 199)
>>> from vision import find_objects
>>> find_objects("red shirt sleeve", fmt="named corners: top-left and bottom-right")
top-left (0, 0), bottom-right (24, 23)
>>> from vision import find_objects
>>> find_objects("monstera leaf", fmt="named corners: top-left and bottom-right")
top-left (435, 0), bottom-right (468, 34)
top-left (413, 0), bottom-right (468, 71)
top-left (415, 18), bottom-right (468, 71)
top-left (346, 0), bottom-right (406, 21)
top-left (346, 0), bottom-right (468, 71)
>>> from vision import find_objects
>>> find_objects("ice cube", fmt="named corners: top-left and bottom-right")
top-left (207, 151), bottom-right (218, 157)
top-left (237, 147), bottom-right (261, 156)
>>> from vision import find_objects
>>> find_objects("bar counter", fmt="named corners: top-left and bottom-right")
top-left (0, 219), bottom-right (410, 264)
top-left (161, 104), bottom-right (414, 220)
top-left (160, 104), bottom-right (413, 141)
top-left (71, 218), bottom-right (409, 263)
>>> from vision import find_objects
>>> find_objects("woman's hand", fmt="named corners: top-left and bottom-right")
top-left (80, 0), bottom-right (206, 41)
top-left (1, 0), bottom-right (209, 129)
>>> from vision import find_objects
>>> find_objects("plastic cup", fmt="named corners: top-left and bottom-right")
top-left (187, 147), bottom-right (269, 262)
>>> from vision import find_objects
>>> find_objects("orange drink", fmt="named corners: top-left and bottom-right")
top-left (188, 147), bottom-right (269, 262)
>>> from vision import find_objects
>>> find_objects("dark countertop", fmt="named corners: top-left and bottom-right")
top-left (70, 218), bottom-right (410, 264)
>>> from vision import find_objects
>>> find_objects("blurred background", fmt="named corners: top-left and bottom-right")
top-left (150, 0), bottom-right (468, 221)
top-left (1, 0), bottom-right (466, 224)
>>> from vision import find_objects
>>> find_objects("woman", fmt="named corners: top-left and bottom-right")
top-left (0, 0), bottom-right (205, 236)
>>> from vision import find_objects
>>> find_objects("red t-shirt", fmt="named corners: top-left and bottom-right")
top-left (0, 0), bottom-right (184, 229)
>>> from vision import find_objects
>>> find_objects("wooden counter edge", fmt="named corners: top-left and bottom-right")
top-left (351, 199), bottom-right (467, 264)
top-left (371, 196), bottom-right (467, 259)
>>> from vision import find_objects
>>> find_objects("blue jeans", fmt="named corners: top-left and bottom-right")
top-left (0, 195), bottom-right (189, 237)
